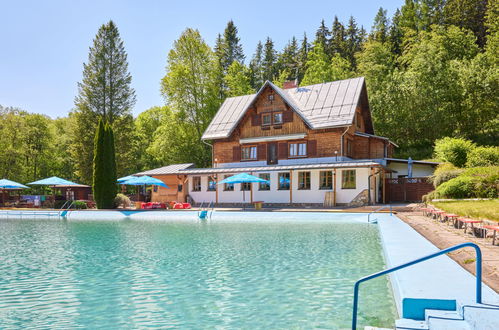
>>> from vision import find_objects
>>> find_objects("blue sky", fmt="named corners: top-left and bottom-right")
top-left (0, 0), bottom-right (401, 118)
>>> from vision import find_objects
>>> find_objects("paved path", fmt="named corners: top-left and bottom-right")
top-left (397, 211), bottom-right (499, 294)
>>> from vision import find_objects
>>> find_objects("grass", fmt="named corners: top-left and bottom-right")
top-left (432, 199), bottom-right (499, 222)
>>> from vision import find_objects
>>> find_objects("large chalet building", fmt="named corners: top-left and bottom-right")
top-left (138, 77), bottom-right (437, 206)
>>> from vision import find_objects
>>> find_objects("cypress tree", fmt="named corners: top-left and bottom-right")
top-left (92, 118), bottom-right (105, 208)
top-left (92, 118), bottom-right (117, 209)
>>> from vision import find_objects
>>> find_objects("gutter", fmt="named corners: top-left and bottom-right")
top-left (202, 140), bottom-right (214, 168)
top-left (340, 127), bottom-right (350, 157)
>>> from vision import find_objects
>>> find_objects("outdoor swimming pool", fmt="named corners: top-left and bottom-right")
top-left (0, 212), bottom-right (397, 329)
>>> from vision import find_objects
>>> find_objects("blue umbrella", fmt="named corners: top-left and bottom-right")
top-left (28, 176), bottom-right (80, 186)
top-left (0, 179), bottom-right (28, 189)
top-left (0, 179), bottom-right (28, 206)
top-left (121, 175), bottom-right (169, 188)
top-left (218, 173), bottom-right (269, 202)
top-left (407, 157), bottom-right (413, 178)
top-left (117, 175), bottom-right (136, 183)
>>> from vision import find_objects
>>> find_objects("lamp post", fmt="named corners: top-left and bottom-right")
top-left (334, 150), bottom-right (338, 162)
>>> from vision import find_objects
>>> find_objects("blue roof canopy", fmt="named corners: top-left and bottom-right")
top-left (120, 175), bottom-right (169, 188)
top-left (0, 179), bottom-right (29, 189)
top-left (218, 173), bottom-right (269, 184)
top-left (28, 176), bottom-right (80, 186)
top-left (117, 175), bottom-right (136, 183)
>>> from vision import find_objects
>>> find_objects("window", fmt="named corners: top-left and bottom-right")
top-left (319, 171), bottom-right (333, 190)
top-left (278, 172), bottom-right (290, 190)
top-left (356, 113), bottom-right (362, 128)
top-left (241, 182), bottom-right (251, 191)
top-left (192, 176), bottom-right (201, 192)
top-left (273, 112), bottom-right (283, 124)
top-left (268, 94), bottom-right (274, 101)
top-left (262, 113), bottom-right (272, 126)
top-left (342, 170), bottom-right (356, 189)
top-left (347, 139), bottom-right (353, 156)
top-left (298, 172), bottom-right (310, 190)
top-left (207, 176), bottom-right (216, 191)
top-left (223, 175), bottom-right (234, 191)
top-left (259, 173), bottom-right (270, 191)
top-left (241, 146), bottom-right (257, 160)
top-left (289, 142), bottom-right (307, 157)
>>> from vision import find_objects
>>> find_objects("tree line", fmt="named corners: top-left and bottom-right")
top-left (1, 0), bottom-right (497, 185)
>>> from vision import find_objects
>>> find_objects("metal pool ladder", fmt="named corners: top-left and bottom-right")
top-left (198, 201), bottom-right (214, 220)
top-left (351, 242), bottom-right (482, 330)
top-left (367, 205), bottom-right (392, 223)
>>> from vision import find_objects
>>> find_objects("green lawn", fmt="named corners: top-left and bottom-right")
top-left (431, 199), bottom-right (499, 222)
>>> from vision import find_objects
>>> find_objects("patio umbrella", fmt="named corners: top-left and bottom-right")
top-left (28, 176), bottom-right (81, 202)
top-left (0, 179), bottom-right (28, 206)
top-left (117, 175), bottom-right (136, 183)
top-left (217, 173), bottom-right (269, 202)
top-left (120, 175), bottom-right (169, 202)
top-left (407, 157), bottom-right (413, 178)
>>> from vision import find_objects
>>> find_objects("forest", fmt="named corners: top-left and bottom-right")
top-left (0, 0), bottom-right (497, 185)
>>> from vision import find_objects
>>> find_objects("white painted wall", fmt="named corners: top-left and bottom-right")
top-left (387, 162), bottom-right (436, 177)
top-left (188, 167), bottom-right (373, 205)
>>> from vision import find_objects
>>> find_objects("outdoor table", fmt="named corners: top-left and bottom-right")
top-left (433, 210), bottom-right (445, 221)
top-left (443, 213), bottom-right (458, 224)
top-left (458, 218), bottom-right (482, 236)
top-left (483, 225), bottom-right (499, 245)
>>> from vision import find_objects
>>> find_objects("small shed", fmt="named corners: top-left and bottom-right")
top-left (56, 184), bottom-right (92, 201)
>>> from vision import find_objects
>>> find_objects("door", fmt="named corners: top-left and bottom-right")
top-left (267, 143), bottom-right (277, 165)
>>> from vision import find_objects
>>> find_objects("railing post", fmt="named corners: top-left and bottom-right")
top-left (352, 282), bottom-right (360, 330)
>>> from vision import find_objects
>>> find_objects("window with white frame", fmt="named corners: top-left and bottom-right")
top-left (273, 112), bottom-right (283, 124)
top-left (192, 176), bottom-right (201, 192)
top-left (241, 146), bottom-right (257, 160)
top-left (259, 173), bottom-right (270, 191)
top-left (289, 142), bottom-right (307, 157)
top-left (298, 171), bottom-right (311, 190)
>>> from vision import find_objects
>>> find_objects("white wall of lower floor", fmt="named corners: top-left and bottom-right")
top-left (187, 167), bottom-right (378, 205)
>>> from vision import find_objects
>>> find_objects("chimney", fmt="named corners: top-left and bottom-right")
top-left (282, 79), bottom-right (298, 89)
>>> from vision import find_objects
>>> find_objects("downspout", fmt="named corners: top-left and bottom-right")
top-left (340, 127), bottom-right (350, 159)
top-left (202, 140), bottom-right (214, 168)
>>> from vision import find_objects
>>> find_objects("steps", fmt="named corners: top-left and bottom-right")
top-left (394, 300), bottom-right (499, 329)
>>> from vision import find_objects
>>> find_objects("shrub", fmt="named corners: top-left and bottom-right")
top-left (430, 163), bottom-right (464, 187)
top-left (466, 146), bottom-right (499, 167)
top-left (72, 201), bottom-right (87, 209)
top-left (433, 137), bottom-right (476, 167)
top-left (436, 176), bottom-right (475, 198)
top-left (114, 193), bottom-right (132, 208)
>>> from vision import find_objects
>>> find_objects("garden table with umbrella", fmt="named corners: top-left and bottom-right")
top-left (119, 175), bottom-right (169, 202)
top-left (217, 173), bottom-right (269, 204)
top-left (27, 176), bottom-right (81, 203)
top-left (0, 179), bottom-right (28, 206)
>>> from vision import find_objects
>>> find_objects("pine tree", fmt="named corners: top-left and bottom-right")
top-left (222, 20), bottom-right (245, 70)
top-left (277, 37), bottom-right (300, 81)
top-left (331, 16), bottom-right (346, 57)
top-left (249, 41), bottom-right (264, 89)
top-left (400, 0), bottom-right (419, 32)
top-left (345, 16), bottom-right (361, 69)
top-left (371, 7), bottom-right (390, 43)
top-left (301, 41), bottom-right (331, 85)
top-left (315, 19), bottom-right (331, 54)
top-left (390, 9), bottom-right (404, 55)
top-left (262, 37), bottom-right (277, 82)
top-left (71, 20), bottom-right (136, 184)
top-left (298, 33), bottom-right (310, 82)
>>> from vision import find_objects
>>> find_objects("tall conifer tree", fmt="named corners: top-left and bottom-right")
top-left (71, 20), bottom-right (136, 184)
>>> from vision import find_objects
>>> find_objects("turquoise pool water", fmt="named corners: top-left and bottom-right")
top-left (0, 213), bottom-right (397, 329)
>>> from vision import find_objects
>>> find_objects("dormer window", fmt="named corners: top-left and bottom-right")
top-left (273, 112), bottom-right (283, 125)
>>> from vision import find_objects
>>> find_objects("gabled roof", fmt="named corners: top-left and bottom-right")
top-left (202, 77), bottom-right (366, 140)
top-left (135, 163), bottom-right (194, 176)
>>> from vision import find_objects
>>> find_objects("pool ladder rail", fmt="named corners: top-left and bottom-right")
top-left (59, 200), bottom-right (75, 218)
top-left (198, 201), bottom-right (214, 220)
top-left (367, 205), bottom-right (392, 224)
top-left (2, 200), bottom-right (74, 219)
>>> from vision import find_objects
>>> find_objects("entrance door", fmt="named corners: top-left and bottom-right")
top-left (267, 143), bottom-right (278, 165)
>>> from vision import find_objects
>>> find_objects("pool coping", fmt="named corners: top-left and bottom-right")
top-left (376, 213), bottom-right (499, 319)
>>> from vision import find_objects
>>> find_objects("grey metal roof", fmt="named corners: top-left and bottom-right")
top-left (178, 160), bottom-right (392, 175)
top-left (202, 77), bottom-right (365, 140)
top-left (385, 158), bottom-right (440, 165)
top-left (354, 132), bottom-right (399, 147)
top-left (135, 163), bottom-right (194, 176)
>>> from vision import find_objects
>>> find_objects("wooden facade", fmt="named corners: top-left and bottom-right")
top-left (212, 84), bottom-right (393, 166)
top-left (149, 174), bottom-right (188, 203)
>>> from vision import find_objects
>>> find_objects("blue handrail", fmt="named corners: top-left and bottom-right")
top-left (351, 242), bottom-right (482, 330)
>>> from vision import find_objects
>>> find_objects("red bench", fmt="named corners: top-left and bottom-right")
top-left (457, 218), bottom-right (482, 236)
top-left (483, 225), bottom-right (499, 245)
